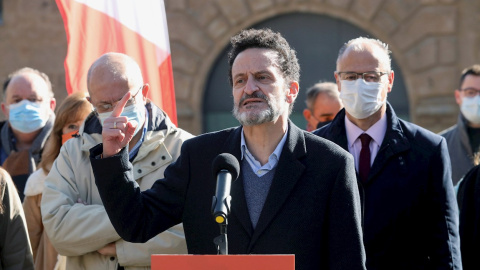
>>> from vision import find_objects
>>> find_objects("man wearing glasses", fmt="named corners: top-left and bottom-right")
top-left (440, 65), bottom-right (480, 185)
top-left (41, 52), bottom-right (193, 270)
top-left (0, 67), bottom-right (56, 201)
top-left (314, 37), bottom-right (461, 269)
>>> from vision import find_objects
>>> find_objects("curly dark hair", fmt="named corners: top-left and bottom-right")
top-left (227, 28), bottom-right (300, 86)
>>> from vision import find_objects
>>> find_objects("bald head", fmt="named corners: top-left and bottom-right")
top-left (3, 67), bottom-right (53, 101)
top-left (336, 37), bottom-right (391, 72)
top-left (87, 52), bottom-right (143, 96)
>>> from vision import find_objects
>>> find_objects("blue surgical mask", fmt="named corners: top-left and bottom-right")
top-left (8, 99), bottom-right (49, 133)
top-left (97, 104), bottom-right (146, 136)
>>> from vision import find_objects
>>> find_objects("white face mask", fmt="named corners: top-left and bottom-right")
top-left (340, 79), bottom-right (385, 119)
top-left (461, 96), bottom-right (480, 125)
top-left (97, 104), bottom-right (146, 136)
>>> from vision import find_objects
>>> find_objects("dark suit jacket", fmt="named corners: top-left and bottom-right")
top-left (91, 121), bottom-right (366, 270)
top-left (457, 164), bottom-right (480, 270)
top-left (314, 104), bottom-right (461, 270)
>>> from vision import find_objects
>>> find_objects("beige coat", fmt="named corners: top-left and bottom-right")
top-left (23, 168), bottom-right (66, 270)
top-left (41, 104), bottom-right (193, 270)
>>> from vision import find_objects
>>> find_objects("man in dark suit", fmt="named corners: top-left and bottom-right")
top-left (314, 37), bottom-right (461, 269)
top-left (89, 28), bottom-right (366, 270)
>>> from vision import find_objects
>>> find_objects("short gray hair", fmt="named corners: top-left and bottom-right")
top-left (336, 37), bottom-right (392, 72)
top-left (3, 67), bottom-right (53, 99)
top-left (305, 82), bottom-right (339, 110)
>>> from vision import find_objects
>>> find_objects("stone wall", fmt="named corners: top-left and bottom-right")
top-left (1, 0), bottom-right (479, 134)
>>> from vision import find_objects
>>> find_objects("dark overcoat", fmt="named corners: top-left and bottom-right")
top-left (314, 104), bottom-right (461, 270)
top-left (91, 121), bottom-right (366, 270)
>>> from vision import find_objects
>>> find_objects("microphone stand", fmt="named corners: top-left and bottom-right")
top-left (212, 195), bottom-right (232, 255)
top-left (213, 219), bottom-right (228, 255)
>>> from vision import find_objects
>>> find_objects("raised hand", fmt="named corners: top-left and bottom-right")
top-left (101, 92), bottom-right (138, 158)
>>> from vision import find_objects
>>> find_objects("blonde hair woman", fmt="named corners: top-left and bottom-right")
top-left (22, 92), bottom-right (92, 270)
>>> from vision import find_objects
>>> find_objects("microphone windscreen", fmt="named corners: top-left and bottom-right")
top-left (212, 153), bottom-right (240, 180)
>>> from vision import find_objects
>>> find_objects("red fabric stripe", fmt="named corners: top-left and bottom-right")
top-left (55, 0), bottom-right (177, 125)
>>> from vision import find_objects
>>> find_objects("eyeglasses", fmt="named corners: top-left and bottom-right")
top-left (462, 88), bottom-right (480, 98)
top-left (337, 71), bottom-right (388, 83)
top-left (94, 86), bottom-right (143, 114)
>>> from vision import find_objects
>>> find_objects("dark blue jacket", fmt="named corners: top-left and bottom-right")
top-left (314, 103), bottom-right (462, 270)
top-left (90, 121), bottom-right (366, 270)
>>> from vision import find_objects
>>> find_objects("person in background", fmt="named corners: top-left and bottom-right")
top-left (314, 37), bottom-right (461, 269)
top-left (0, 167), bottom-right (34, 270)
top-left (440, 64), bottom-right (480, 185)
top-left (0, 67), bottom-right (56, 201)
top-left (41, 52), bottom-right (193, 270)
top-left (303, 81), bottom-right (343, 131)
top-left (89, 28), bottom-right (365, 270)
top-left (23, 91), bottom-right (92, 270)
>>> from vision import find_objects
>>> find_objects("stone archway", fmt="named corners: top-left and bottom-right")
top-left (165, 0), bottom-right (460, 134)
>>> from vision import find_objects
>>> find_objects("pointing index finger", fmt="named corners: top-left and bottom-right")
top-left (111, 91), bottom-right (131, 117)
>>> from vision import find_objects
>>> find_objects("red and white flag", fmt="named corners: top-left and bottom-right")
top-left (56, 0), bottom-right (177, 124)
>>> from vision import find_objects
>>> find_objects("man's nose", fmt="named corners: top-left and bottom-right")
top-left (244, 76), bottom-right (259, 95)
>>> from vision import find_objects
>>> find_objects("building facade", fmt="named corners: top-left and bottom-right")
top-left (1, 0), bottom-right (479, 135)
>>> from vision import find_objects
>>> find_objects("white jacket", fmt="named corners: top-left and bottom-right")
top-left (41, 103), bottom-right (193, 270)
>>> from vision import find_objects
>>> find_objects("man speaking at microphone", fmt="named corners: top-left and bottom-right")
top-left (90, 28), bottom-right (366, 270)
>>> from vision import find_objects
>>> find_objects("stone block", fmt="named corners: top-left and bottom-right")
top-left (414, 96), bottom-right (457, 116)
top-left (171, 42), bottom-right (201, 74)
top-left (438, 36), bottom-right (457, 65)
top-left (383, 0), bottom-right (421, 22)
top-left (372, 11), bottom-right (399, 34)
top-left (409, 67), bottom-right (457, 98)
top-left (325, 0), bottom-right (351, 9)
top-left (215, 0), bottom-right (250, 25)
top-left (392, 6), bottom-right (457, 51)
top-left (351, 0), bottom-right (383, 21)
top-left (274, 0), bottom-right (290, 5)
top-left (167, 13), bottom-right (213, 55)
top-left (247, 0), bottom-right (274, 12)
top-left (207, 17), bottom-right (230, 40)
top-left (404, 37), bottom-right (437, 71)
top-left (186, 0), bottom-right (220, 26)
top-left (165, 0), bottom-right (187, 11)
top-left (173, 71), bottom-right (193, 100)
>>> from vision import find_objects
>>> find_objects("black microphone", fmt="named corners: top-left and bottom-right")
top-left (211, 153), bottom-right (240, 224)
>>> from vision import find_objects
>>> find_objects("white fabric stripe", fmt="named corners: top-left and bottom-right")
top-left (73, 0), bottom-right (171, 56)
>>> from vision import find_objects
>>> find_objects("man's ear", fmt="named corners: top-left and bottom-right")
top-left (387, 70), bottom-right (395, 93)
top-left (303, 108), bottom-right (311, 120)
top-left (1, 102), bottom-right (7, 118)
top-left (286, 81), bottom-right (299, 103)
top-left (49, 98), bottom-right (56, 111)
top-left (455, 89), bottom-right (463, 105)
top-left (141, 84), bottom-right (150, 102)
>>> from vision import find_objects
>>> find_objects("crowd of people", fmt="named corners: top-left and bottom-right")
top-left (0, 27), bottom-right (479, 270)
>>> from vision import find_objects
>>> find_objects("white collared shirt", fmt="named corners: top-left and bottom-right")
top-left (240, 127), bottom-right (288, 177)
top-left (345, 113), bottom-right (387, 172)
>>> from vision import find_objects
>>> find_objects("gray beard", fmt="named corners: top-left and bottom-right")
top-left (233, 106), bottom-right (275, 126)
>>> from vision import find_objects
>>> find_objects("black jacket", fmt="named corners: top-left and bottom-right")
top-left (314, 104), bottom-right (461, 270)
top-left (90, 121), bottom-right (366, 270)
top-left (457, 164), bottom-right (480, 270)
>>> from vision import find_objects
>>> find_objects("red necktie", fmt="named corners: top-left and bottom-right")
top-left (359, 133), bottom-right (372, 183)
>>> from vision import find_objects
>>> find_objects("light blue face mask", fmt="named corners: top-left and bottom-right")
top-left (8, 99), bottom-right (49, 133)
top-left (97, 104), bottom-right (146, 136)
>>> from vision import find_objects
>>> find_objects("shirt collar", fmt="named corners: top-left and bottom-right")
top-left (240, 126), bottom-right (288, 162)
top-left (345, 112), bottom-right (387, 147)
